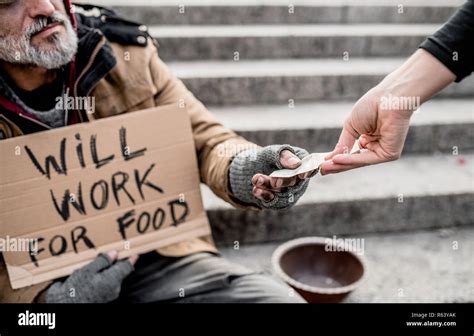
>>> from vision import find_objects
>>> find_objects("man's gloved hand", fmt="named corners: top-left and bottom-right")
top-left (45, 251), bottom-right (137, 303)
top-left (229, 144), bottom-right (316, 210)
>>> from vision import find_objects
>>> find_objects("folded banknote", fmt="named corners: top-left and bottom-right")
top-left (270, 139), bottom-right (361, 178)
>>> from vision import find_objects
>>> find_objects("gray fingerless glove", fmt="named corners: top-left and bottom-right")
top-left (229, 144), bottom-right (310, 210)
top-left (45, 253), bottom-right (134, 303)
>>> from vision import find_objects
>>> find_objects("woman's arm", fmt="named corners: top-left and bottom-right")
top-left (322, 0), bottom-right (473, 174)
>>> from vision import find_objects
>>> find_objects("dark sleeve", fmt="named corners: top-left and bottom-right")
top-left (419, 0), bottom-right (474, 82)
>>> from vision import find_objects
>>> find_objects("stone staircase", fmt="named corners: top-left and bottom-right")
top-left (89, 0), bottom-right (473, 302)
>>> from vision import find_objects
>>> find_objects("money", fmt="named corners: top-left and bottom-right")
top-left (269, 152), bottom-right (329, 178)
top-left (269, 139), bottom-right (361, 178)
top-left (350, 138), bottom-right (361, 155)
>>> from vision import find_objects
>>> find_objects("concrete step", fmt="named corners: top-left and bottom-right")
top-left (203, 152), bottom-right (474, 244)
top-left (208, 99), bottom-right (474, 155)
top-left (153, 24), bottom-right (439, 61)
top-left (168, 58), bottom-right (474, 105)
top-left (93, 0), bottom-right (463, 25)
top-left (220, 226), bottom-right (474, 303)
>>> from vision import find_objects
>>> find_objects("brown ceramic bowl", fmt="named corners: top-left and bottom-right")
top-left (272, 237), bottom-right (366, 303)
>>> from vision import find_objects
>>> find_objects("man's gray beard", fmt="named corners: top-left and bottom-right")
top-left (0, 12), bottom-right (78, 70)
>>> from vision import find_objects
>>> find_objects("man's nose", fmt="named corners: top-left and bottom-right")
top-left (27, 0), bottom-right (56, 19)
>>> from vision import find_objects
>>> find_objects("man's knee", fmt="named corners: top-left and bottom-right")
top-left (228, 273), bottom-right (306, 303)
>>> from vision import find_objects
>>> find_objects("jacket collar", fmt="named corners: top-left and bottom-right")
top-left (74, 24), bottom-right (116, 98)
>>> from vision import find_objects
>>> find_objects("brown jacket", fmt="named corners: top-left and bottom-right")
top-left (0, 35), bottom-right (261, 302)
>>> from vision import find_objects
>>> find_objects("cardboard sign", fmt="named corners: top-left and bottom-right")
top-left (0, 105), bottom-right (212, 289)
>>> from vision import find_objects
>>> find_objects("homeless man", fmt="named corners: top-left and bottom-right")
top-left (0, 0), bottom-right (318, 303)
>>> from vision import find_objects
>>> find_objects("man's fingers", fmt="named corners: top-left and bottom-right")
top-left (253, 186), bottom-right (275, 202)
top-left (253, 173), bottom-right (291, 192)
top-left (279, 150), bottom-right (301, 169)
top-left (101, 259), bottom-right (135, 281)
top-left (128, 255), bottom-right (139, 266)
top-left (252, 174), bottom-right (277, 190)
top-left (299, 169), bottom-right (318, 179)
top-left (252, 170), bottom-right (302, 193)
top-left (252, 170), bottom-right (309, 192)
top-left (83, 251), bottom-right (117, 273)
top-left (106, 250), bottom-right (118, 262)
top-left (298, 172), bottom-right (311, 180)
top-left (270, 176), bottom-right (300, 189)
top-left (287, 177), bottom-right (299, 187)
